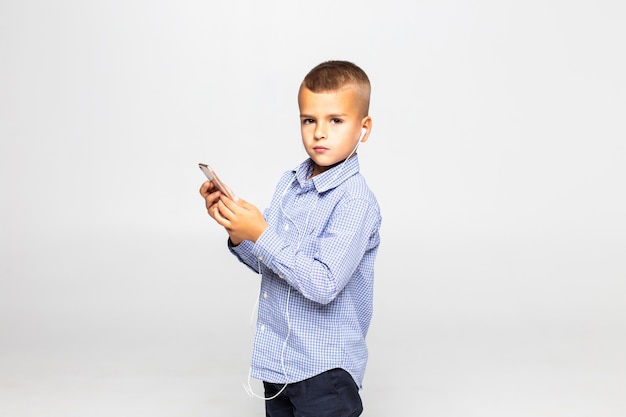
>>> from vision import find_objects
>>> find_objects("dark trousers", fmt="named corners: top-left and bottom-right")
top-left (263, 368), bottom-right (363, 417)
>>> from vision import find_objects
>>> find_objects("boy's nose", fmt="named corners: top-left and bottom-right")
top-left (314, 126), bottom-right (327, 139)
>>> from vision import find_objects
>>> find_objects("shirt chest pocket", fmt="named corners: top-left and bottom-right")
top-left (287, 213), bottom-right (327, 252)
top-left (276, 192), bottom-right (330, 251)
top-left (279, 220), bottom-right (318, 250)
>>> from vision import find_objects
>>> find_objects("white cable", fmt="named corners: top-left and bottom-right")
top-left (243, 249), bottom-right (292, 400)
top-left (243, 286), bottom-right (292, 400)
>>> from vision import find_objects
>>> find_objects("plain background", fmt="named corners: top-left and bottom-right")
top-left (1, 1), bottom-right (625, 416)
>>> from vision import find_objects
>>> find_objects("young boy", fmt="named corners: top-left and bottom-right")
top-left (200, 60), bottom-right (381, 417)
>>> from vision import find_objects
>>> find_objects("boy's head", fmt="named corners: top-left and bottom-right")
top-left (298, 60), bottom-right (373, 177)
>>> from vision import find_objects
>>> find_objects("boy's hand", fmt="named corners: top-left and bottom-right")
top-left (213, 197), bottom-right (268, 245)
top-left (199, 181), bottom-right (267, 245)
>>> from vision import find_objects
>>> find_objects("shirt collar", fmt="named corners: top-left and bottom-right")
top-left (292, 155), bottom-right (360, 193)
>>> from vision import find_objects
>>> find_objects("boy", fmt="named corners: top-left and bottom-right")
top-left (200, 60), bottom-right (381, 417)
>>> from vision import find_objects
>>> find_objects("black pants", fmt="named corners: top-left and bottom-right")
top-left (263, 368), bottom-right (363, 417)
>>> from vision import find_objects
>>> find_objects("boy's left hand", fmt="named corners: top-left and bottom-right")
top-left (213, 197), bottom-right (268, 245)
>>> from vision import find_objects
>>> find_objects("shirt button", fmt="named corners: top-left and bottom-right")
top-left (260, 324), bottom-right (266, 332)
top-left (283, 224), bottom-right (289, 231)
top-left (278, 274), bottom-right (284, 279)
top-left (258, 255), bottom-right (263, 261)
top-left (263, 292), bottom-right (268, 299)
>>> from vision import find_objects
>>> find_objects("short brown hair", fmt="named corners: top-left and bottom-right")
top-left (301, 60), bottom-right (371, 115)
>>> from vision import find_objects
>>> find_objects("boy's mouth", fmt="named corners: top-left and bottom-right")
top-left (313, 146), bottom-right (329, 152)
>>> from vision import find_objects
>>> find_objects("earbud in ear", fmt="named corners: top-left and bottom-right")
top-left (360, 128), bottom-right (367, 141)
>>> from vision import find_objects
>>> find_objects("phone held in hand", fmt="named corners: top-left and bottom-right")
top-left (198, 163), bottom-right (237, 200)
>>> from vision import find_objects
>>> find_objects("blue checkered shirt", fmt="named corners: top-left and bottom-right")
top-left (229, 155), bottom-right (381, 388)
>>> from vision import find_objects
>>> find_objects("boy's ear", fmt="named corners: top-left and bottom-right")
top-left (360, 117), bottom-right (372, 142)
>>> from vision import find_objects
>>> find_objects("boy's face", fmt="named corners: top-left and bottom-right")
top-left (298, 85), bottom-right (371, 177)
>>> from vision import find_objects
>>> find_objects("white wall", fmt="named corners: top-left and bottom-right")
top-left (1, 1), bottom-right (625, 416)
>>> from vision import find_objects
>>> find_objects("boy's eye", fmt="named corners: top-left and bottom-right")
top-left (331, 118), bottom-right (343, 124)
top-left (302, 119), bottom-right (315, 125)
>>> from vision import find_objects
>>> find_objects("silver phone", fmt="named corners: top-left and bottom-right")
top-left (198, 163), bottom-right (237, 200)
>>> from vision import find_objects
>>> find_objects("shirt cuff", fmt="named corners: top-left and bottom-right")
top-left (229, 237), bottom-right (254, 257)
top-left (251, 226), bottom-right (281, 269)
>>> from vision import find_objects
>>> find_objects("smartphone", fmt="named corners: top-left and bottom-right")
top-left (198, 163), bottom-right (237, 200)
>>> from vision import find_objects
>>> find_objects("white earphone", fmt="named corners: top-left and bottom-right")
top-left (359, 127), bottom-right (367, 141)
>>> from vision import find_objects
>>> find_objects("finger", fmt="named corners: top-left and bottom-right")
top-left (212, 204), bottom-right (228, 225)
top-left (204, 191), bottom-right (222, 211)
top-left (199, 181), bottom-right (214, 197)
top-left (220, 195), bottom-right (245, 212)
top-left (217, 198), bottom-right (236, 220)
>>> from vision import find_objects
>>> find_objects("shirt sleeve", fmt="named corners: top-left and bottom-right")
top-left (228, 171), bottom-right (292, 276)
top-left (251, 196), bottom-right (379, 304)
top-left (229, 238), bottom-right (262, 275)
